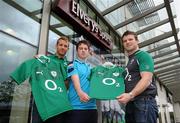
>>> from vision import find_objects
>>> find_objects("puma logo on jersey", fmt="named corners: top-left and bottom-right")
top-left (36, 71), bottom-right (43, 75)
top-left (97, 72), bottom-right (104, 75)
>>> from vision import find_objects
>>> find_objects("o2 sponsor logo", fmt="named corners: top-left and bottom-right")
top-left (45, 80), bottom-right (63, 92)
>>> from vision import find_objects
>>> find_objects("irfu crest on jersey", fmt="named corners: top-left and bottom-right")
top-left (113, 72), bottom-right (119, 76)
top-left (51, 71), bottom-right (57, 77)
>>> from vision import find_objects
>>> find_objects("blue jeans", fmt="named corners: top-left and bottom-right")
top-left (125, 96), bottom-right (158, 123)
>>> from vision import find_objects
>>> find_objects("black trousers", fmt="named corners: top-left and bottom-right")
top-left (32, 103), bottom-right (68, 123)
top-left (65, 109), bottom-right (98, 123)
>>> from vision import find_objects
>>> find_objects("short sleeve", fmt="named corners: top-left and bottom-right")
top-left (138, 52), bottom-right (154, 73)
top-left (10, 59), bottom-right (34, 84)
top-left (67, 61), bottom-right (78, 77)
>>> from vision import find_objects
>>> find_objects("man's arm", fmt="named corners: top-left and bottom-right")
top-left (71, 74), bottom-right (90, 102)
top-left (117, 71), bottom-right (152, 104)
top-left (129, 71), bottom-right (152, 98)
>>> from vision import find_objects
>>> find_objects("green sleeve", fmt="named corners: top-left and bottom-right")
top-left (137, 52), bottom-right (154, 72)
top-left (10, 59), bottom-right (34, 84)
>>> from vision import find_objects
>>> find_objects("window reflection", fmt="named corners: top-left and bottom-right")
top-left (0, 32), bottom-right (37, 82)
top-left (56, 27), bottom-right (74, 36)
top-left (0, 1), bottom-right (41, 46)
top-left (0, 32), bottom-right (37, 122)
top-left (13, 0), bottom-right (43, 12)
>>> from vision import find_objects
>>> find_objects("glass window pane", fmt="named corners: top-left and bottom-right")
top-left (50, 15), bottom-right (62, 25)
top-left (138, 23), bottom-right (171, 43)
top-left (79, 0), bottom-right (87, 12)
top-left (105, 7), bottom-right (126, 26)
top-left (117, 8), bottom-right (168, 34)
top-left (0, 32), bottom-right (37, 122)
top-left (0, 32), bottom-right (37, 82)
top-left (0, 1), bottom-right (42, 46)
top-left (56, 27), bottom-right (74, 36)
top-left (90, 0), bottom-right (120, 12)
top-left (14, 0), bottom-right (43, 12)
top-left (88, 8), bottom-right (96, 20)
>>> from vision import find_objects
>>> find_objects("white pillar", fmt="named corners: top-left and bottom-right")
top-left (163, 104), bottom-right (171, 123)
top-left (173, 102), bottom-right (180, 123)
top-left (38, 0), bottom-right (51, 54)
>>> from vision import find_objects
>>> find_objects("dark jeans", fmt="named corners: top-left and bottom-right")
top-left (125, 96), bottom-right (158, 123)
top-left (32, 103), bottom-right (43, 123)
top-left (32, 103), bottom-right (69, 123)
top-left (66, 109), bottom-right (98, 123)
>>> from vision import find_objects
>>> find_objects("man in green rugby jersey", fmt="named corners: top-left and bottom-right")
top-left (11, 36), bottom-right (72, 123)
top-left (117, 30), bottom-right (158, 123)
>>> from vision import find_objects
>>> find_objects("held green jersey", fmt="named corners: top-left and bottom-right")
top-left (89, 65), bottom-right (125, 99)
top-left (10, 56), bottom-right (72, 121)
top-left (48, 55), bottom-right (68, 81)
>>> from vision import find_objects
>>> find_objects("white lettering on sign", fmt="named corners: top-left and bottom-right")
top-left (71, 0), bottom-right (113, 47)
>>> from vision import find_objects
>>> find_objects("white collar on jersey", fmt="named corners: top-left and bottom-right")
top-left (36, 55), bottom-right (50, 64)
top-left (102, 62), bottom-right (115, 68)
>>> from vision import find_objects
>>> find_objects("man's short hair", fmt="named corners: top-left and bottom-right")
top-left (76, 40), bottom-right (91, 51)
top-left (56, 36), bottom-right (69, 45)
top-left (122, 30), bottom-right (138, 41)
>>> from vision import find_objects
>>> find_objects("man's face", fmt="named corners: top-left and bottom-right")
top-left (122, 34), bottom-right (139, 53)
top-left (56, 39), bottom-right (69, 57)
top-left (77, 43), bottom-right (89, 60)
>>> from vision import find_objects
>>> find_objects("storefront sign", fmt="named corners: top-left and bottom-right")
top-left (53, 0), bottom-right (113, 50)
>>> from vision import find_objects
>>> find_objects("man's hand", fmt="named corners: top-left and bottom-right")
top-left (116, 93), bottom-right (133, 104)
top-left (77, 90), bottom-right (90, 102)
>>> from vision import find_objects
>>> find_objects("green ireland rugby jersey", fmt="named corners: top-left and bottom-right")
top-left (48, 55), bottom-right (68, 81)
top-left (10, 56), bottom-right (72, 121)
top-left (89, 65), bottom-right (125, 99)
top-left (125, 50), bottom-right (157, 97)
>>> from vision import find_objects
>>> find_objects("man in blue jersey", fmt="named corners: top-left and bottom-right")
top-left (117, 31), bottom-right (158, 123)
top-left (67, 40), bottom-right (97, 123)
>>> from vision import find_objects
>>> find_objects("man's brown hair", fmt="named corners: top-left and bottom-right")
top-left (56, 36), bottom-right (69, 45)
top-left (122, 30), bottom-right (138, 41)
top-left (76, 40), bottom-right (91, 51)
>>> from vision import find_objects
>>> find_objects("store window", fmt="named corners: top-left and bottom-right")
top-left (0, 1), bottom-right (41, 46)
top-left (0, 32), bottom-right (37, 123)
top-left (0, 0), bottom-right (42, 123)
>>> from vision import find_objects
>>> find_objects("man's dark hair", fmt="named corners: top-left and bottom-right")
top-left (122, 30), bottom-right (138, 41)
top-left (76, 40), bottom-right (91, 51)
